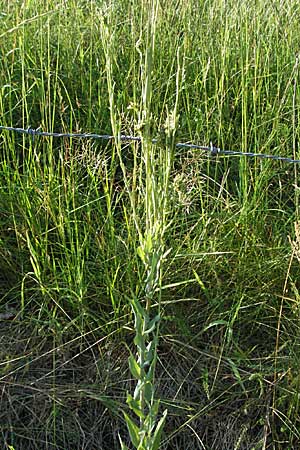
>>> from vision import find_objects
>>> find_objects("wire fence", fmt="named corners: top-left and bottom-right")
top-left (1, 124), bottom-right (300, 164)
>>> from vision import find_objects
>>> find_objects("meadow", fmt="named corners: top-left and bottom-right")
top-left (1, 0), bottom-right (300, 448)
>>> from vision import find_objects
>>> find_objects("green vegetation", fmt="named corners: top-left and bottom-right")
top-left (1, 0), bottom-right (300, 448)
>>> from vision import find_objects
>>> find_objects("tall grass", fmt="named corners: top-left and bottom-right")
top-left (1, 0), bottom-right (300, 449)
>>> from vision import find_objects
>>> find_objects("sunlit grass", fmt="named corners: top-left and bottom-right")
top-left (1, 0), bottom-right (300, 449)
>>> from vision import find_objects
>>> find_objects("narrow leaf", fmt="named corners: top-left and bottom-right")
top-left (203, 320), bottom-right (228, 332)
top-left (152, 409), bottom-right (168, 450)
top-left (134, 333), bottom-right (144, 350)
top-left (144, 381), bottom-right (153, 404)
top-left (144, 341), bottom-right (155, 366)
top-left (227, 358), bottom-right (247, 394)
top-left (134, 380), bottom-right (143, 400)
top-left (137, 245), bottom-right (145, 263)
top-left (118, 434), bottom-right (129, 450)
top-left (128, 353), bottom-right (141, 379)
top-left (123, 412), bottom-right (140, 449)
top-left (145, 314), bottom-right (160, 334)
top-left (130, 296), bottom-right (147, 322)
top-left (127, 393), bottom-right (145, 419)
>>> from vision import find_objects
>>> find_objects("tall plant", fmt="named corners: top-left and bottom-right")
top-left (122, 1), bottom-right (179, 448)
top-left (120, 1), bottom-right (168, 447)
top-left (100, 1), bottom-right (181, 447)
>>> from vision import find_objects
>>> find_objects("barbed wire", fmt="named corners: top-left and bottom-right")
top-left (1, 124), bottom-right (300, 164)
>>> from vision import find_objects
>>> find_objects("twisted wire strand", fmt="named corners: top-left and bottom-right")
top-left (1, 124), bottom-right (300, 164)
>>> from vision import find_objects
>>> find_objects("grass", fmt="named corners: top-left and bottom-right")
top-left (1, 0), bottom-right (300, 448)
